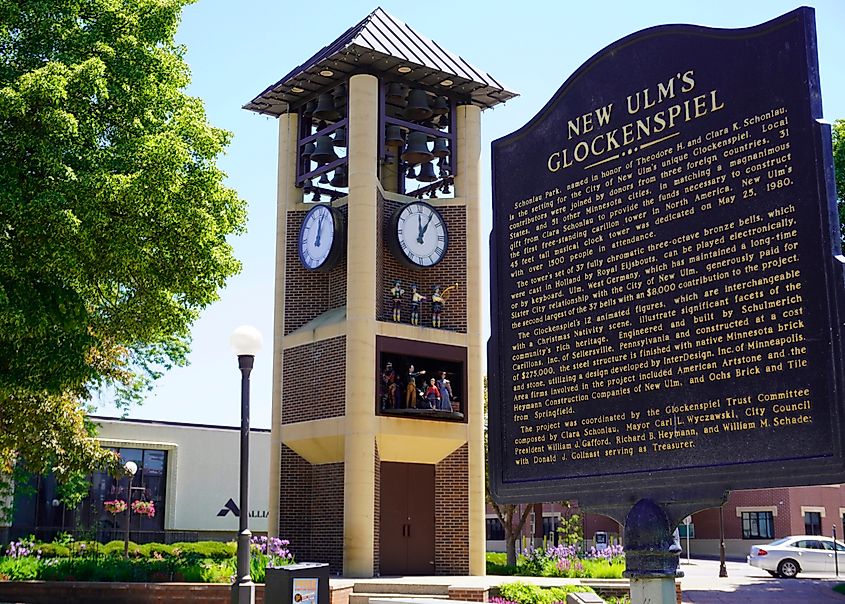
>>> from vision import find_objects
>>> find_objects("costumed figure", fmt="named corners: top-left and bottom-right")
top-left (431, 283), bottom-right (458, 328)
top-left (405, 364), bottom-right (426, 408)
top-left (381, 362), bottom-right (398, 409)
top-left (410, 284), bottom-right (426, 326)
top-left (436, 370), bottom-right (454, 412)
top-left (390, 280), bottom-right (405, 322)
top-left (424, 377), bottom-right (441, 409)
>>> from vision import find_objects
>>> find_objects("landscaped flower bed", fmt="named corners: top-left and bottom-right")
top-left (0, 534), bottom-right (294, 583)
top-left (487, 543), bottom-right (626, 578)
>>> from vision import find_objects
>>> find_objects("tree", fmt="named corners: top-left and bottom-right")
top-left (484, 376), bottom-right (537, 566)
top-left (834, 119), bottom-right (845, 237)
top-left (0, 0), bottom-right (246, 500)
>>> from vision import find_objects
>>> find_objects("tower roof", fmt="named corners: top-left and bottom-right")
top-left (244, 7), bottom-right (517, 116)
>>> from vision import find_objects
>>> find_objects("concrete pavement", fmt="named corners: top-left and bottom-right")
top-left (679, 558), bottom-right (845, 603)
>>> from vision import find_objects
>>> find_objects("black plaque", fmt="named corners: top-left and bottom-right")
top-left (488, 8), bottom-right (844, 516)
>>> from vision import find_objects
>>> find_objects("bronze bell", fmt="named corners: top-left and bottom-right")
top-left (319, 171), bottom-right (330, 184)
top-left (333, 126), bottom-right (346, 147)
top-left (432, 137), bottom-right (449, 158)
top-left (406, 165), bottom-right (417, 180)
top-left (310, 135), bottom-right (338, 164)
top-left (302, 99), bottom-right (317, 116)
top-left (386, 82), bottom-right (409, 105)
top-left (302, 141), bottom-right (315, 160)
top-left (432, 96), bottom-right (449, 116)
top-left (439, 157), bottom-right (451, 178)
top-left (401, 131), bottom-right (433, 164)
top-left (329, 164), bottom-right (348, 188)
top-left (313, 93), bottom-right (340, 121)
top-left (404, 89), bottom-right (433, 121)
top-left (416, 161), bottom-right (437, 183)
top-left (333, 84), bottom-right (347, 112)
top-left (385, 125), bottom-right (404, 147)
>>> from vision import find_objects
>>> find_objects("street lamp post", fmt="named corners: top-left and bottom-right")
top-left (230, 325), bottom-right (262, 604)
top-left (123, 461), bottom-right (137, 559)
top-left (718, 504), bottom-right (728, 578)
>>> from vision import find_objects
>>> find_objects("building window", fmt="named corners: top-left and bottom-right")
top-left (486, 517), bottom-right (505, 541)
top-left (542, 516), bottom-right (559, 546)
top-left (11, 446), bottom-right (168, 543)
top-left (805, 511), bottom-right (822, 535)
top-left (741, 511), bottom-right (774, 539)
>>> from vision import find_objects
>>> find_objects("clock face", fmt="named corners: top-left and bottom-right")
top-left (392, 202), bottom-right (448, 267)
top-left (298, 204), bottom-right (343, 271)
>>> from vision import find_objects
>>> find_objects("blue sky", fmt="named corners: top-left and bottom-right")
top-left (94, 1), bottom-right (845, 428)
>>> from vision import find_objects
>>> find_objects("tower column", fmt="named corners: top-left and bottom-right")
top-left (269, 113), bottom-right (302, 538)
top-left (344, 73), bottom-right (380, 577)
top-left (457, 104), bottom-right (487, 575)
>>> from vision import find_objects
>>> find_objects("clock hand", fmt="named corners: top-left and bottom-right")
top-left (421, 214), bottom-right (434, 235)
top-left (315, 214), bottom-right (324, 247)
top-left (417, 213), bottom-right (424, 244)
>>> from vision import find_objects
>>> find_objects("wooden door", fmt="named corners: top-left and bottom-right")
top-left (380, 462), bottom-right (435, 575)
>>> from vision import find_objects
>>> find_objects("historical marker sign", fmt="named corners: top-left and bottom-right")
top-left (488, 8), bottom-right (844, 512)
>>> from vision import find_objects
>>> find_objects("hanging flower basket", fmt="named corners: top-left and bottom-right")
top-left (131, 500), bottom-right (156, 518)
top-left (104, 500), bottom-right (127, 515)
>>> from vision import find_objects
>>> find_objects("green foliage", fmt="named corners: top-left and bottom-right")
top-left (557, 503), bottom-right (584, 546)
top-left (32, 543), bottom-right (71, 558)
top-left (137, 542), bottom-right (175, 558)
top-left (171, 541), bottom-right (237, 561)
top-left (0, 0), bottom-right (247, 509)
top-left (486, 552), bottom-right (518, 575)
top-left (0, 555), bottom-right (41, 580)
top-left (834, 119), bottom-right (845, 239)
top-left (496, 581), bottom-right (592, 604)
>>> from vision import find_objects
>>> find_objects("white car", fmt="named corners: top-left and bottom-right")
top-left (748, 535), bottom-right (845, 578)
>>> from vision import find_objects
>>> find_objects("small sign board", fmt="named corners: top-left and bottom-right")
top-left (488, 8), bottom-right (844, 515)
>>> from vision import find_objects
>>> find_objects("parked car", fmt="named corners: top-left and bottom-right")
top-left (748, 535), bottom-right (845, 578)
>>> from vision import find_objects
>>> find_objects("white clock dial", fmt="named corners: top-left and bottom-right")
top-left (393, 202), bottom-right (448, 267)
top-left (298, 204), bottom-right (341, 271)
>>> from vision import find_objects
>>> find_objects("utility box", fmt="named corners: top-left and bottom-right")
top-left (265, 563), bottom-right (330, 604)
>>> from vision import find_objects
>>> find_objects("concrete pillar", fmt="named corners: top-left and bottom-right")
top-left (268, 113), bottom-right (302, 537)
top-left (456, 104), bottom-right (487, 576)
top-left (343, 73), bottom-right (380, 577)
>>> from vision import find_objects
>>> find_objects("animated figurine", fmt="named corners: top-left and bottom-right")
top-left (436, 370), bottom-right (454, 412)
top-left (431, 283), bottom-right (458, 328)
top-left (390, 279), bottom-right (405, 322)
top-left (405, 364), bottom-right (426, 408)
top-left (381, 361), bottom-right (398, 409)
top-left (410, 284), bottom-right (426, 326)
top-left (424, 377), bottom-right (441, 409)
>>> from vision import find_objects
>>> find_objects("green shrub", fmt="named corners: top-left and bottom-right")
top-left (33, 543), bottom-right (71, 558)
top-left (0, 556), bottom-right (40, 580)
top-left (100, 540), bottom-right (140, 557)
top-left (171, 541), bottom-right (237, 560)
top-left (137, 543), bottom-right (175, 558)
top-left (496, 581), bottom-right (592, 604)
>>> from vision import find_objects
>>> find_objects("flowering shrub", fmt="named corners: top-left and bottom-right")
top-left (104, 500), bottom-right (127, 514)
top-left (586, 543), bottom-right (624, 560)
top-left (131, 500), bottom-right (156, 518)
top-left (250, 535), bottom-right (294, 568)
top-left (5, 537), bottom-right (35, 558)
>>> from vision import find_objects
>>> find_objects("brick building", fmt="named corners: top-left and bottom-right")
top-left (486, 485), bottom-right (845, 559)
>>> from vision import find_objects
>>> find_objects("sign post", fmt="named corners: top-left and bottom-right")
top-left (488, 8), bottom-right (843, 604)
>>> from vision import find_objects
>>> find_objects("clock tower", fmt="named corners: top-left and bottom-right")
top-left (245, 8), bottom-right (515, 577)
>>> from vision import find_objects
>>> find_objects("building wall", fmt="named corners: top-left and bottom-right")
top-left (279, 445), bottom-right (345, 573)
top-left (435, 444), bottom-right (469, 575)
top-left (93, 417), bottom-right (270, 535)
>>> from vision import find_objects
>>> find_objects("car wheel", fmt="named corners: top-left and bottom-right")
top-left (766, 570), bottom-right (778, 577)
top-left (777, 559), bottom-right (800, 578)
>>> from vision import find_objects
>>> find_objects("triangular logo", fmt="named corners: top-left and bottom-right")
top-left (217, 498), bottom-right (240, 517)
